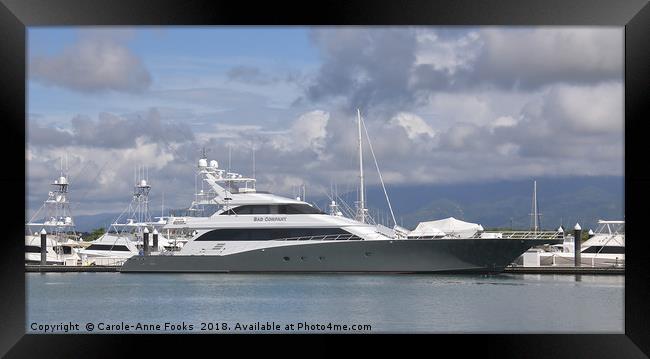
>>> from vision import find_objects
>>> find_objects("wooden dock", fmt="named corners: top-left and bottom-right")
top-left (503, 266), bottom-right (624, 275)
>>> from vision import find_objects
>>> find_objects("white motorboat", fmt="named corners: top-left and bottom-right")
top-left (539, 220), bottom-right (625, 267)
top-left (25, 162), bottom-right (82, 265)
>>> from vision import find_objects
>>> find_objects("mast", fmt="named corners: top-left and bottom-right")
top-left (530, 180), bottom-right (541, 232)
top-left (357, 109), bottom-right (366, 223)
top-left (360, 112), bottom-right (397, 228)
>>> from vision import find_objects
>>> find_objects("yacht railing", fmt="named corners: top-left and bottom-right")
top-left (274, 234), bottom-right (362, 241)
top-left (407, 231), bottom-right (562, 240)
top-left (272, 231), bottom-right (562, 241)
top-left (470, 231), bottom-right (562, 240)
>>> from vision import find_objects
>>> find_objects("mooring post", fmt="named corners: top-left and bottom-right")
top-left (574, 223), bottom-right (582, 267)
top-left (40, 228), bottom-right (47, 265)
top-left (143, 227), bottom-right (149, 256)
top-left (152, 229), bottom-right (158, 252)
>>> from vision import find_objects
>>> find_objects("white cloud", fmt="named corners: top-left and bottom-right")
top-left (30, 34), bottom-right (152, 93)
top-left (542, 82), bottom-right (623, 134)
top-left (477, 28), bottom-right (622, 88)
top-left (489, 116), bottom-right (518, 132)
top-left (389, 112), bottom-right (435, 140)
top-left (414, 29), bottom-right (482, 75)
top-left (270, 110), bottom-right (330, 156)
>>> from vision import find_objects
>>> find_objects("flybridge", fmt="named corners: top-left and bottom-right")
top-left (192, 157), bottom-right (259, 206)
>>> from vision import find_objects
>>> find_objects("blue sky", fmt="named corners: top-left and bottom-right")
top-left (26, 26), bottom-right (624, 215)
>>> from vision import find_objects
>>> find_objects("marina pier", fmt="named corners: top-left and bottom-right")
top-left (24, 264), bottom-right (625, 275)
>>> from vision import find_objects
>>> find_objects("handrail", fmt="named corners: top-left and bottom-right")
top-left (408, 230), bottom-right (562, 240)
top-left (272, 230), bottom-right (562, 241)
top-left (274, 234), bottom-right (360, 241)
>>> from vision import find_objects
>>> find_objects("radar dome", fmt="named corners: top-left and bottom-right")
top-left (58, 176), bottom-right (68, 184)
top-left (140, 179), bottom-right (147, 187)
top-left (210, 160), bottom-right (218, 168)
top-left (198, 159), bottom-right (208, 168)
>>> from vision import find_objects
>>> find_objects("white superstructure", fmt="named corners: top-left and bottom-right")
top-left (539, 220), bottom-right (625, 267)
top-left (25, 160), bottom-right (83, 265)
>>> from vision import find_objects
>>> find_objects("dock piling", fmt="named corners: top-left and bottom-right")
top-left (143, 227), bottom-right (149, 256)
top-left (40, 229), bottom-right (47, 265)
top-left (153, 229), bottom-right (158, 252)
top-left (574, 223), bottom-right (582, 267)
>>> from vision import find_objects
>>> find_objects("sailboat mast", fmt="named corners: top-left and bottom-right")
top-left (357, 109), bottom-right (365, 224)
top-left (531, 180), bottom-right (539, 232)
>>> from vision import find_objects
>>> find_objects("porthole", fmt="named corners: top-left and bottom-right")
top-left (283, 256), bottom-right (290, 261)
top-left (318, 256), bottom-right (325, 261)
top-left (300, 256), bottom-right (306, 261)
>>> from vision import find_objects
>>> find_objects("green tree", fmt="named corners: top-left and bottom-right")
top-left (84, 227), bottom-right (106, 242)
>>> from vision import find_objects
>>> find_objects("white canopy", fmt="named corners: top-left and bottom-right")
top-left (408, 222), bottom-right (446, 237)
top-left (411, 217), bottom-right (482, 238)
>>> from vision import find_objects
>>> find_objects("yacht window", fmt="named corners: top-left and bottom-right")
top-left (25, 245), bottom-right (42, 253)
top-left (86, 244), bottom-right (131, 251)
top-left (285, 204), bottom-right (324, 214)
top-left (54, 246), bottom-right (72, 254)
top-left (196, 228), bottom-right (360, 241)
top-left (220, 204), bottom-right (324, 215)
top-left (252, 205), bottom-right (270, 214)
top-left (581, 246), bottom-right (625, 254)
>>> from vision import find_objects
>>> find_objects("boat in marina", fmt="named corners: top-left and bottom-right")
top-left (79, 169), bottom-right (177, 265)
top-left (25, 165), bottom-right (84, 265)
top-left (122, 111), bottom-right (562, 273)
top-left (536, 220), bottom-right (625, 267)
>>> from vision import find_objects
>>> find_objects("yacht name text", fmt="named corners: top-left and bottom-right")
top-left (253, 216), bottom-right (288, 222)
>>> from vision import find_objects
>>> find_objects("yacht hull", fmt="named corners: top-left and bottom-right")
top-left (121, 239), bottom-right (559, 273)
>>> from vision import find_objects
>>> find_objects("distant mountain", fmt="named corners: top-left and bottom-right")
top-left (72, 212), bottom-right (121, 232)
top-left (311, 176), bottom-right (624, 232)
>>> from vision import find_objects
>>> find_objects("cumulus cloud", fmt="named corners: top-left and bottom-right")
top-left (270, 110), bottom-right (330, 157)
top-left (30, 31), bottom-right (152, 93)
top-left (389, 112), bottom-right (435, 140)
top-left (28, 108), bottom-right (194, 149)
top-left (414, 29), bottom-right (482, 76)
top-left (474, 28), bottom-right (623, 90)
top-left (303, 27), bottom-right (623, 118)
top-left (489, 116), bottom-right (518, 132)
top-left (490, 82), bottom-right (623, 159)
top-left (306, 28), bottom-right (420, 113)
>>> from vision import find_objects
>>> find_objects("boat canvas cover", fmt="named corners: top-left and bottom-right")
top-left (411, 217), bottom-right (482, 238)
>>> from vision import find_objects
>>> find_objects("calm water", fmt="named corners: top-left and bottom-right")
top-left (26, 273), bottom-right (623, 333)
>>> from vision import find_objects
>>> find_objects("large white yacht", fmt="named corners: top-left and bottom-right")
top-left (122, 111), bottom-right (561, 273)
top-left (25, 165), bottom-right (83, 265)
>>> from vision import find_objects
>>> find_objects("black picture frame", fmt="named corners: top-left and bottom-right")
top-left (2, 0), bottom-right (649, 357)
